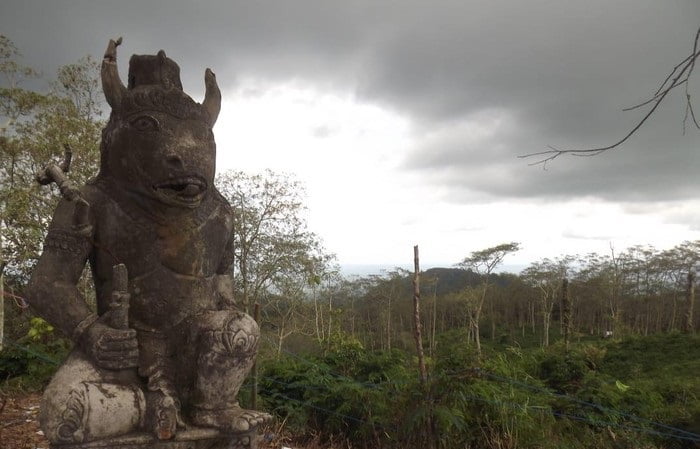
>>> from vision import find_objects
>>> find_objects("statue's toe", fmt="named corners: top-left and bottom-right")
top-left (147, 392), bottom-right (180, 440)
top-left (191, 407), bottom-right (272, 433)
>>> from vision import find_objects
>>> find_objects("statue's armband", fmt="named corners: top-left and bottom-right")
top-left (40, 194), bottom-right (95, 267)
top-left (44, 229), bottom-right (92, 257)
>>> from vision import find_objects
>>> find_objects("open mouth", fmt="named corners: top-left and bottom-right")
top-left (153, 176), bottom-right (207, 206)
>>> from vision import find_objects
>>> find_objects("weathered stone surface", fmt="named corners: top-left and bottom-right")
top-left (28, 37), bottom-right (271, 449)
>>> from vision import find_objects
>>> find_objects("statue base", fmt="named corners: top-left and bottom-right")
top-left (50, 427), bottom-right (259, 449)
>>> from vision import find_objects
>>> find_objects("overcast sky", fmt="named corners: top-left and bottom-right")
top-left (2, 0), bottom-right (699, 271)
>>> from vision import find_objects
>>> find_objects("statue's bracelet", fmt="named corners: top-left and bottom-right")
top-left (72, 313), bottom-right (99, 341)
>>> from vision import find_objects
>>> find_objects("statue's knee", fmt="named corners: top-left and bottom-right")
top-left (39, 352), bottom-right (145, 444)
top-left (40, 383), bottom-right (78, 443)
top-left (198, 310), bottom-right (259, 356)
top-left (40, 351), bottom-right (98, 442)
top-left (198, 310), bottom-right (258, 334)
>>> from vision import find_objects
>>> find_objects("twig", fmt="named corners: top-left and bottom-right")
top-left (0, 289), bottom-right (29, 308)
top-left (655, 53), bottom-right (695, 97)
top-left (624, 79), bottom-right (686, 112)
top-left (683, 27), bottom-right (700, 132)
top-left (1, 419), bottom-right (27, 428)
top-left (688, 99), bottom-right (700, 130)
top-left (520, 27), bottom-right (700, 166)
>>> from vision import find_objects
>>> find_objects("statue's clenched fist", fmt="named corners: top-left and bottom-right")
top-left (80, 320), bottom-right (138, 370)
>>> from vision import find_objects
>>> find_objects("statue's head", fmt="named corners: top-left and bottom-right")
top-left (99, 38), bottom-right (221, 210)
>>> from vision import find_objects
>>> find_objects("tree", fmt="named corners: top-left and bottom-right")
top-left (216, 169), bottom-right (334, 317)
top-left (264, 238), bottom-right (335, 356)
top-left (0, 36), bottom-right (103, 347)
top-left (361, 270), bottom-right (408, 350)
top-left (522, 26), bottom-right (699, 165)
top-left (457, 242), bottom-right (520, 355)
top-left (521, 256), bottom-right (574, 347)
top-left (310, 266), bottom-right (344, 348)
top-left (1, 38), bottom-right (103, 280)
top-left (658, 241), bottom-right (700, 332)
top-left (263, 274), bottom-right (312, 358)
top-left (574, 250), bottom-right (626, 336)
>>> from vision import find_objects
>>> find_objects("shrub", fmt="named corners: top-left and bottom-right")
top-left (539, 350), bottom-right (589, 393)
top-left (0, 318), bottom-right (70, 390)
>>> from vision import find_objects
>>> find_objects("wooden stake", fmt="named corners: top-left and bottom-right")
top-left (561, 278), bottom-right (571, 349)
top-left (0, 261), bottom-right (5, 352)
top-left (685, 271), bottom-right (695, 334)
top-left (252, 302), bottom-right (260, 410)
top-left (413, 245), bottom-right (428, 387)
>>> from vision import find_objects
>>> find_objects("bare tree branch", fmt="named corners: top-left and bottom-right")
top-left (520, 27), bottom-right (700, 166)
top-left (688, 97), bottom-right (700, 130)
top-left (683, 26), bottom-right (700, 132)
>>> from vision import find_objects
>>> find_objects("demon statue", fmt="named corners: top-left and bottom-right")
top-left (27, 38), bottom-right (271, 448)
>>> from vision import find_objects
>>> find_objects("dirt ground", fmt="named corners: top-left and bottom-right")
top-left (0, 392), bottom-right (48, 449)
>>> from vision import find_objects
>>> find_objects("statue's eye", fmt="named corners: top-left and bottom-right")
top-left (130, 115), bottom-right (160, 132)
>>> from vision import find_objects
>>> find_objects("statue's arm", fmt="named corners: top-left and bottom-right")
top-left (28, 197), bottom-right (137, 369)
top-left (28, 198), bottom-right (97, 340)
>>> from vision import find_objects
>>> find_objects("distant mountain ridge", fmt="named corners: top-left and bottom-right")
top-left (339, 265), bottom-right (517, 296)
top-left (423, 267), bottom-right (516, 296)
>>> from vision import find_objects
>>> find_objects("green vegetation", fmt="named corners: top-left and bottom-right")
top-left (252, 332), bottom-right (700, 449)
top-left (0, 317), bottom-right (68, 390)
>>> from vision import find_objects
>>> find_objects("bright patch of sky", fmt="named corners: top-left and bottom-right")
top-left (215, 82), bottom-right (700, 269)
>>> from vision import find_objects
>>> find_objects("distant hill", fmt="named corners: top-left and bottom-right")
top-left (339, 265), bottom-right (516, 296)
top-left (426, 267), bottom-right (519, 295)
top-left (423, 267), bottom-right (481, 295)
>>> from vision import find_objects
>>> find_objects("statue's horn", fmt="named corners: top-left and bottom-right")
top-left (203, 68), bottom-right (221, 126)
top-left (101, 37), bottom-right (127, 109)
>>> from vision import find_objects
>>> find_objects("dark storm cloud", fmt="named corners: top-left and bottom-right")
top-left (407, 94), bottom-right (700, 203)
top-left (2, 0), bottom-right (698, 203)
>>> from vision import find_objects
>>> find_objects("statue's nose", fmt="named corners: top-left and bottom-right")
top-left (165, 155), bottom-right (184, 170)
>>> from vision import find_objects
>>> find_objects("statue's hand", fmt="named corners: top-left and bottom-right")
top-left (80, 319), bottom-right (138, 370)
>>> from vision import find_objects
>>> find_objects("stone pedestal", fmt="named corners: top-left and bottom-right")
top-left (50, 428), bottom-right (259, 449)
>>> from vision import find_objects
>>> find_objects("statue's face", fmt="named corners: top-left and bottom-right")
top-left (105, 108), bottom-right (216, 209)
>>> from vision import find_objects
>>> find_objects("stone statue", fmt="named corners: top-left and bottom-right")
top-left (27, 38), bottom-right (272, 448)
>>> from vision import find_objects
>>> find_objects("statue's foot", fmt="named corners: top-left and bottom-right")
top-left (191, 406), bottom-right (273, 433)
top-left (146, 391), bottom-right (183, 440)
